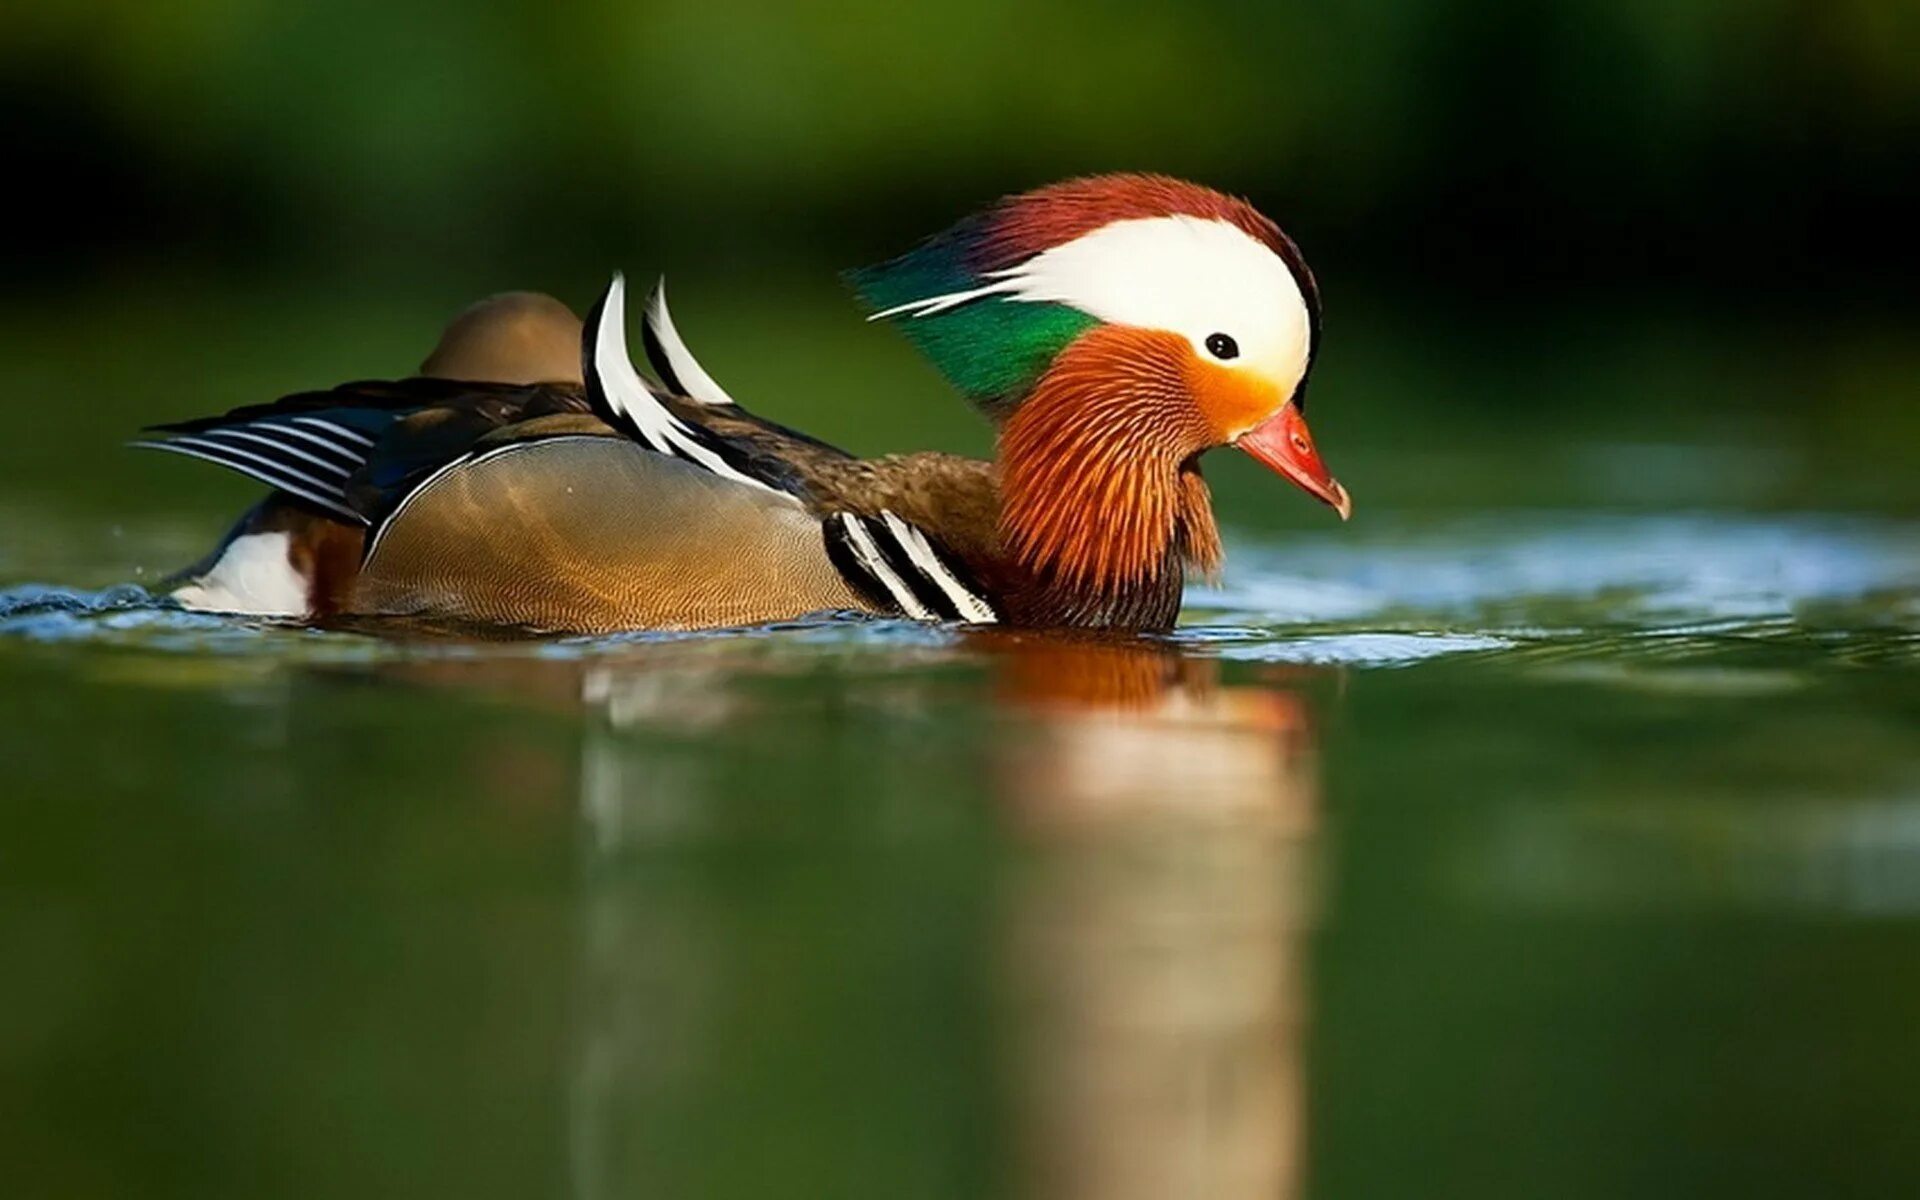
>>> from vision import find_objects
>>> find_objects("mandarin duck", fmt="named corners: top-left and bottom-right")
top-left (139, 174), bottom-right (1349, 634)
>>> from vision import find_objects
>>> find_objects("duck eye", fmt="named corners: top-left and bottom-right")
top-left (1205, 332), bottom-right (1239, 361)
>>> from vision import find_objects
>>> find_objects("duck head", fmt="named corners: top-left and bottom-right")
top-left (852, 174), bottom-right (1348, 597)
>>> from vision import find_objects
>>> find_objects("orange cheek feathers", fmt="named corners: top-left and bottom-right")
top-left (1183, 356), bottom-right (1288, 444)
top-left (996, 327), bottom-right (1217, 591)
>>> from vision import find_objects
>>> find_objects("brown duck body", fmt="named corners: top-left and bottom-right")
top-left (153, 289), bottom-right (1199, 634)
top-left (148, 175), bottom-right (1354, 636)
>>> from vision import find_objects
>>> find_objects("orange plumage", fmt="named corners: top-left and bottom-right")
top-left (998, 327), bottom-right (1222, 595)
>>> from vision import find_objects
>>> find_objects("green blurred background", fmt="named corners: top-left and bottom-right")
top-left (8, 0), bottom-right (1919, 299)
top-left (5, 0), bottom-right (1918, 536)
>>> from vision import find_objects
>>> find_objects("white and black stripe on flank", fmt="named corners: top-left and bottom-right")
top-left (876, 512), bottom-right (997, 622)
top-left (583, 273), bottom-right (787, 498)
top-left (132, 414), bottom-right (380, 523)
top-left (823, 511), bottom-right (997, 624)
top-left (825, 511), bottom-right (933, 619)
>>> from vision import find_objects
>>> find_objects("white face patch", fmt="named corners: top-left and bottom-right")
top-left (873, 215), bottom-right (1313, 396)
top-left (1006, 215), bottom-right (1312, 391)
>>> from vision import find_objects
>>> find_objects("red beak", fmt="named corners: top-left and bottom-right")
top-left (1236, 404), bottom-right (1352, 520)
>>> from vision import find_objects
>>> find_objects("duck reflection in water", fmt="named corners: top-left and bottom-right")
top-left (363, 631), bottom-right (1323, 1200)
top-left (983, 635), bottom-right (1319, 1200)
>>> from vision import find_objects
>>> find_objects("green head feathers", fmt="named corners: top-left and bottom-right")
top-left (847, 218), bottom-right (1095, 415)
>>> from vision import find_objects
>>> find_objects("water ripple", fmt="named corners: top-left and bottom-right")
top-left (2, 512), bottom-right (1914, 673)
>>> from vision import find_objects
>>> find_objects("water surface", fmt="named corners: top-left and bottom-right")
top-left (3, 291), bottom-right (1918, 1198)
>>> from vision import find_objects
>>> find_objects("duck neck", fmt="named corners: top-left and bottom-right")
top-left (996, 339), bottom-right (1222, 627)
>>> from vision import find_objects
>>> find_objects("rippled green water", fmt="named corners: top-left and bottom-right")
top-left (4, 288), bottom-right (1919, 1198)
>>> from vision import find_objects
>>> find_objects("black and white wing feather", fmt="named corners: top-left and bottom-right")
top-left (582, 273), bottom-right (795, 498)
top-left (641, 278), bottom-right (739, 407)
top-left (132, 410), bottom-right (386, 523)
